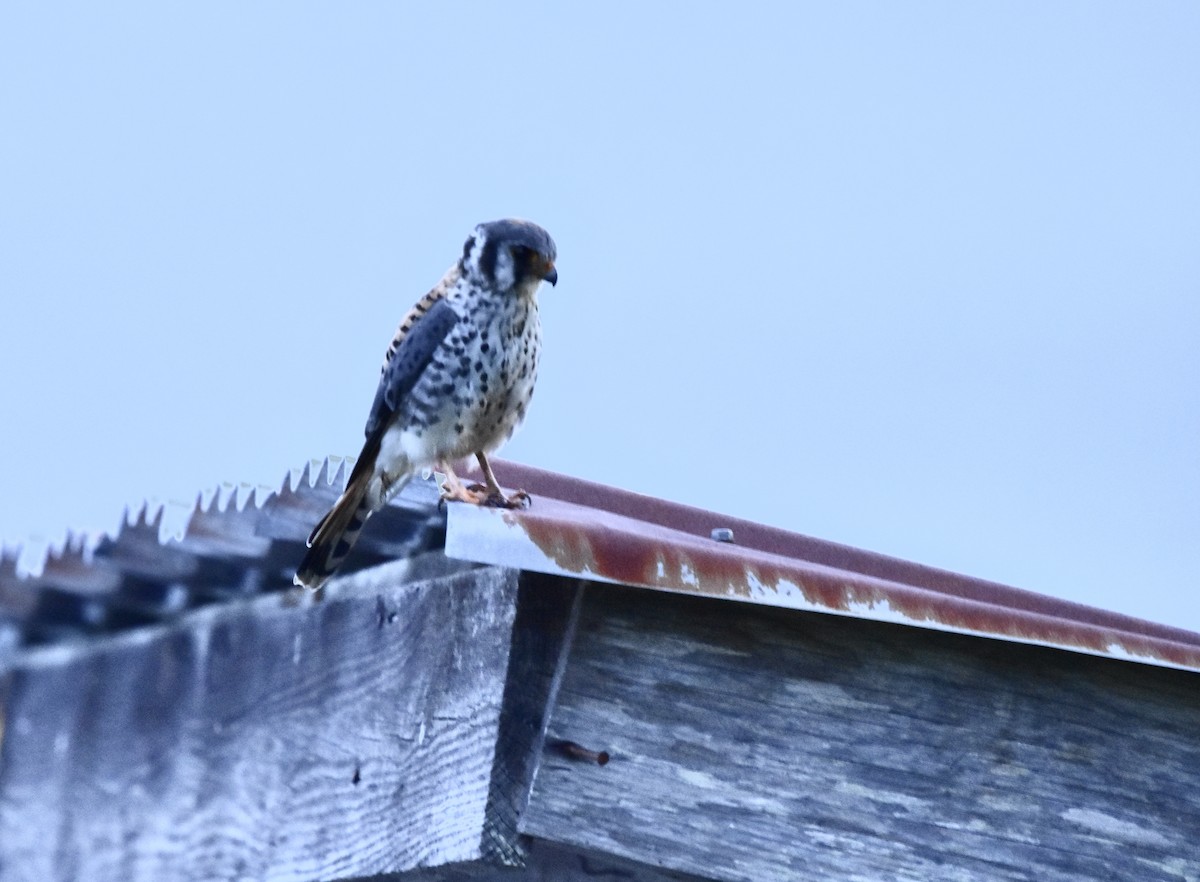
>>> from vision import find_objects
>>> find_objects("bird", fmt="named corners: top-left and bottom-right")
top-left (294, 218), bottom-right (558, 590)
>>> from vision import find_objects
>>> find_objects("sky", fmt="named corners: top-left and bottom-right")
top-left (1, 3), bottom-right (1198, 632)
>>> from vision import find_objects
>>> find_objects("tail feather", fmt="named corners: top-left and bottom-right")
top-left (294, 471), bottom-right (375, 590)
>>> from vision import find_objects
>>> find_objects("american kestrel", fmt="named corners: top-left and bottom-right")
top-left (294, 219), bottom-right (558, 590)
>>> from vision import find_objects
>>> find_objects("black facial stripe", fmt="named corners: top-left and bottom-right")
top-left (479, 237), bottom-right (499, 282)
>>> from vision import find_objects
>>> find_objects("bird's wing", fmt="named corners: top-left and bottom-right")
top-left (379, 265), bottom-right (460, 375)
top-left (363, 297), bottom-right (458, 439)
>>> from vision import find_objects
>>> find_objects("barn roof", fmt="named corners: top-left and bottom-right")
top-left (3, 456), bottom-right (1198, 673)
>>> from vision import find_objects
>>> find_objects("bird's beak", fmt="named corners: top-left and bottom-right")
top-left (542, 263), bottom-right (558, 287)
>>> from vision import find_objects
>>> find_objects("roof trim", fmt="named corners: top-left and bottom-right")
top-left (444, 461), bottom-right (1200, 673)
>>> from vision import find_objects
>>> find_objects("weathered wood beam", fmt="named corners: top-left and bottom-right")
top-left (523, 584), bottom-right (1200, 882)
top-left (479, 574), bottom-right (584, 867)
top-left (0, 561), bottom-right (525, 882)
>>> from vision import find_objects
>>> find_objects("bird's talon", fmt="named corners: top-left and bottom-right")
top-left (440, 483), bottom-right (488, 505)
top-left (481, 489), bottom-right (532, 509)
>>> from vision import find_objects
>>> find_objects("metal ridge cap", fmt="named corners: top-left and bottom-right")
top-left (444, 499), bottom-right (1200, 672)
top-left (479, 459), bottom-right (1200, 651)
top-left (2, 457), bottom-right (352, 614)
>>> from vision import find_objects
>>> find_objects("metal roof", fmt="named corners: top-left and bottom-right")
top-left (449, 461), bottom-right (1200, 673)
top-left (3, 457), bottom-right (1198, 673)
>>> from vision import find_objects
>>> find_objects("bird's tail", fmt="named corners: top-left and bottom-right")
top-left (294, 447), bottom-right (402, 590)
top-left (294, 478), bottom-right (373, 590)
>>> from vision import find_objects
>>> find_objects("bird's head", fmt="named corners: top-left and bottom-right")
top-left (460, 219), bottom-right (558, 295)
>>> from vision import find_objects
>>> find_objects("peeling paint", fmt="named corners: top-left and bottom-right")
top-left (446, 467), bottom-right (1200, 674)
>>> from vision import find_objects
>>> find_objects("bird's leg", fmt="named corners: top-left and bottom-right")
top-left (471, 452), bottom-right (531, 509)
top-left (438, 461), bottom-right (488, 505)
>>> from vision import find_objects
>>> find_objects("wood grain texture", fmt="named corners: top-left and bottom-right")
top-left (480, 574), bottom-right (584, 867)
top-left (350, 838), bottom-right (714, 881)
top-left (523, 584), bottom-right (1200, 882)
top-left (0, 561), bottom-right (520, 882)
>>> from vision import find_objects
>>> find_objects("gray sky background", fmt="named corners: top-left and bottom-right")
top-left (2, 3), bottom-right (1197, 631)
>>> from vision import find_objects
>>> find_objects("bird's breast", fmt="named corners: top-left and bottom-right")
top-left (402, 293), bottom-right (541, 461)
top-left (461, 298), bottom-right (541, 445)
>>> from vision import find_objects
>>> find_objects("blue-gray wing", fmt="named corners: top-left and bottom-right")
top-left (363, 298), bottom-right (458, 439)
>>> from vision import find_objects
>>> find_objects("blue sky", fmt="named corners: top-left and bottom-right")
top-left (2, 3), bottom-right (1198, 630)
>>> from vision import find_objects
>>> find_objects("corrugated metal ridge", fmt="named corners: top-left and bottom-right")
top-left (446, 460), bottom-right (1200, 673)
top-left (3, 457), bottom-right (349, 586)
top-left (0, 457), bottom-right (446, 641)
top-left (0, 458), bottom-right (354, 636)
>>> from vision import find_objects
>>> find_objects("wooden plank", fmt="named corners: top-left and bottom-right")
top-left (0, 561), bottom-right (521, 882)
top-left (479, 574), bottom-right (584, 866)
top-left (523, 584), bottom-right (1200, 882)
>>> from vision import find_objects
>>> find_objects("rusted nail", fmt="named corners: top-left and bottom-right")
top-left (711, 527), bottom-right (735, 543)
top-left (551, 739), bottom-right (610, 766)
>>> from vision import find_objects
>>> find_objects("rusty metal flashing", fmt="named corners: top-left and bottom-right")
top-left (445, 461), bottom-right (1200, 674)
